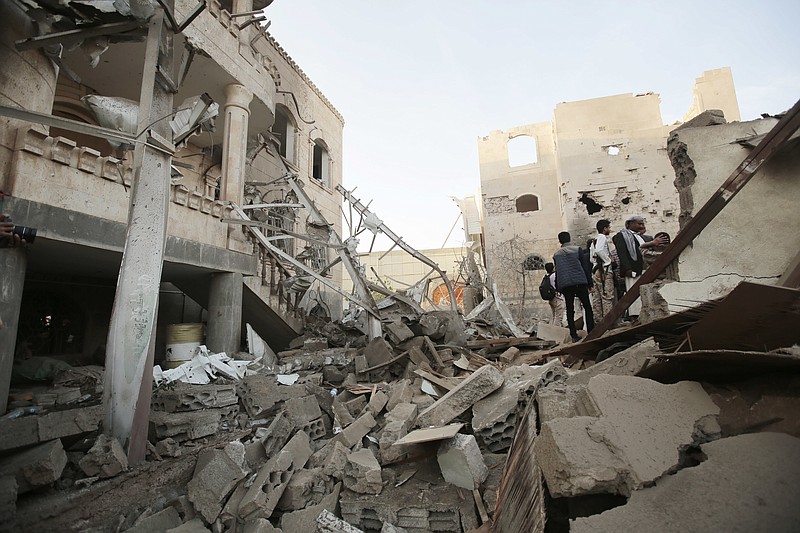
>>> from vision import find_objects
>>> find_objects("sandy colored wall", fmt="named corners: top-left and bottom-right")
top-left (658, 117), bottom-right (800, 308)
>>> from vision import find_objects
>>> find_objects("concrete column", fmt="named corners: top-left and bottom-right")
top-left (0, 248), bottom-right (26, 413)
top-left (207, 272), bottom-right (243, 354)
top-left (220, 84), bottom-right (253, 204)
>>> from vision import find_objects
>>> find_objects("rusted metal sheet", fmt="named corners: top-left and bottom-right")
top-left (585, 98), bottom-right (800, 342)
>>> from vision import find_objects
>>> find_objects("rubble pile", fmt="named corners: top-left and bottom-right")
top-left (2, 283), bottom-right (800, 533)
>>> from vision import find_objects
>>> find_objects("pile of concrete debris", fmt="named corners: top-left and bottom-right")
top-left (3, 289), bottom-right (800, 533)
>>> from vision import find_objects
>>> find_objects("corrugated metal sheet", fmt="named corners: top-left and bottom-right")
top-left (491, 398), bottom-right (546, 533)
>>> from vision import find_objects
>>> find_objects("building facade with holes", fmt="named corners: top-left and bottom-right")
top-left (477, 68), bottom-right (740, 325)
top-left (0, 0), bottom-right (345, 406)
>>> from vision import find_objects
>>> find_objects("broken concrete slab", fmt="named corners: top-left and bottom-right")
top-left (79, 434), bottom-right (129, 478)
top-left (535, 375), bottom-right (721, 497)
top-left (0, 439), bottom-right (67, 493)
top-left (284, 395), bottom-right (322, 426)
top-left (239, 375), bottom-right (307, 419)
top-left (566, 337), bottom-right (660, 386)
top-left (385, 321), bottom-right (415, 345)
top-left (379, 403), bottom-right (419, 463)
top-left (276, 467), bottom-right (332, 511)
top-left (155, 437), bottom-right (181, 458)
top-left (381, 523), bottom-right (409, 533)
top-left (0, 416), bottom-right (38, 452)
top-left (415, 365), bottom-right (504, 428)
top-left (535, 322), bottom-right (571, 345)
top-left (37, 404), bottom-right (103, 442)
top-left (187, 447), bottom-right (249, 523)
top-left (437, 434), bottom-right (488, 490)
top-left (364, 338), bottom-right (396, 368)
top-left (571, 433), bottom-right (800, 533)
top-left (151, 383), bottom-right (238, 412)
top-left (366, 390), bottom-right (389, 417)
top-left (536, 384), bottom-right (600, 425)
top-left (393, 423), bottom-right (464, 446)
top-left (260, 411), bottom-right (296, 458)
top-left (333, 412), bottom-right (376, 448)
top-left (534, 416), bottom-right (631, 497)
top-left (344, 448), bottom-right (383, 494)
top-left (332, 397), bottom-right (356, 428)
top-left (386, 379), bottom-right (414, 412)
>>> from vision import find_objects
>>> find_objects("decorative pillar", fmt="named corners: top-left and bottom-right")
top-left (207, 272), bottom-right (243, 354)
top-left (220, 84), bottom-right (253, 205)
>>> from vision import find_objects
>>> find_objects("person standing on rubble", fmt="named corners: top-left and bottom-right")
top-left (612, 215), bottom-right (667, 321)
top-left (544, 262), bottom-right (565, 327)
top-left (590, 219), bottom-right (615, 323)
top-left (553, 232), bottom-right (594, 342)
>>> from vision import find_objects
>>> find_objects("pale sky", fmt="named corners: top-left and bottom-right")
top-left (265, 1), bottom-right (799, 252)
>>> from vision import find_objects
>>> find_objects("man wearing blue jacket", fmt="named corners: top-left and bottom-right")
top-left (553, 231), bottom-right (595, 342)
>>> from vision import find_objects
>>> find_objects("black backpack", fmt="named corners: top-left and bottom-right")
top-left (539, 274), bottom-right (556, 300)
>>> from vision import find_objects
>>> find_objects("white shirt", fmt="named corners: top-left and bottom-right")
top-left (592, 233), bottom-right (612, 267)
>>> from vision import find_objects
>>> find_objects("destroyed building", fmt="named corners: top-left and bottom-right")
top-left (1, 2), bottom-right (800, 532)
top-left (477, 68), bottom-right (740, 322)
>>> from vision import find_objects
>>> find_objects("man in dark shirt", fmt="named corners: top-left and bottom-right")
top-left (552, 231), bottom-right (594, 342)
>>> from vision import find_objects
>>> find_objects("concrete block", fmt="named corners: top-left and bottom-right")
top-left (340, 476), bottom-right (475, 532)
top-left (298, 417), bottom-right (327, 441)
top-left (322, 441), bottom-right (351, 478)
top-left (364, 338), bottom-right (395, 368)
top-left (155, 438), bottom-right (182, 458)
top-left (334, 412), bottom-right (376, 448)
top-left (283, 430), bottom-right (313, 470)
top-left (571, 433), bottom-right (800, 533)
top-left (343, 395), bottom-right (367, 418)
top-left (536, 384), bottom-right (599, 425)
top-left (276, 467), bottom-right (331, 511)
top-left (379, 403), bottom-right (418, 463)
top-left (187, 448), bottom-right (249, 523)
top-left (151, 383), bottom-right (238, 412)
top-left (498, 346), bottom-right (520, 364)
top-left (260, 411), bottom-right (296, 458)
top-left (0, 439), bottom-right (67, 493)
top-left (280, 482), bottom-right (341, 533)
top-left (123, 507), bottom-right (182, 533)
top-left (78, 434), bottom-right (129, 478)
top-left (366, 391), bottom-right (389, 417)
top-left (386, 379), bottom-right (413, 412)
top-left (317, 509), bottom-right (364, 533)
top-left (239, 376), bottom-right (306, 419)
top-left (149, 406), bottom-right (238, 442)
top-left (0, 476), bottom-right (17, 523)
top-left (332, 397), bottom-right (355, 428)
top-left (284, 395), bottom-right (322, 425)
top-left (344, 449), bottom-right (383, 494)
top-left (415, 365), bottom-right (505, 428)
top-left (472, 385), bottom-right (519, 453)
top-left (238, 450), bottom-right (294, 519)
top-left (37, 404), bottom-right (103, 441)
top-left (323, 365), bottom-right (348, 384)
top-left (385, 321), bottom-right (415, 344)
top-left (535, 322), bottom-right (571, 344)
top-left (480, 453), bottom-right (507, 516)
top-left (566, 338), bottom-right (661, 386)
top-left (381, 523), bottom-right (409, 533)
top-left (437, 434), bottom-right (488, 490)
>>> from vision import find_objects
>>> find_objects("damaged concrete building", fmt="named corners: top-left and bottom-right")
top-left (2, 1), bottom-right (800, 532)
top-left (477, 68), bottom-right (740, 321)
top-left (0, 0), bottom-right (352, 410)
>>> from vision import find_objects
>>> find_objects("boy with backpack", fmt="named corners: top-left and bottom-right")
top-left (541, 262), bottom-right (564, 327)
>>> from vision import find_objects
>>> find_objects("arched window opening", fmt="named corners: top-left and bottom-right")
top-left (271, 106), bottom-right (296, 163)
top-left (516, 194), bottom-right (540, 213)
top-left (312, 140), bottom-right (330, 185)
top-left (507, 134), bottom-right (538, 167)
